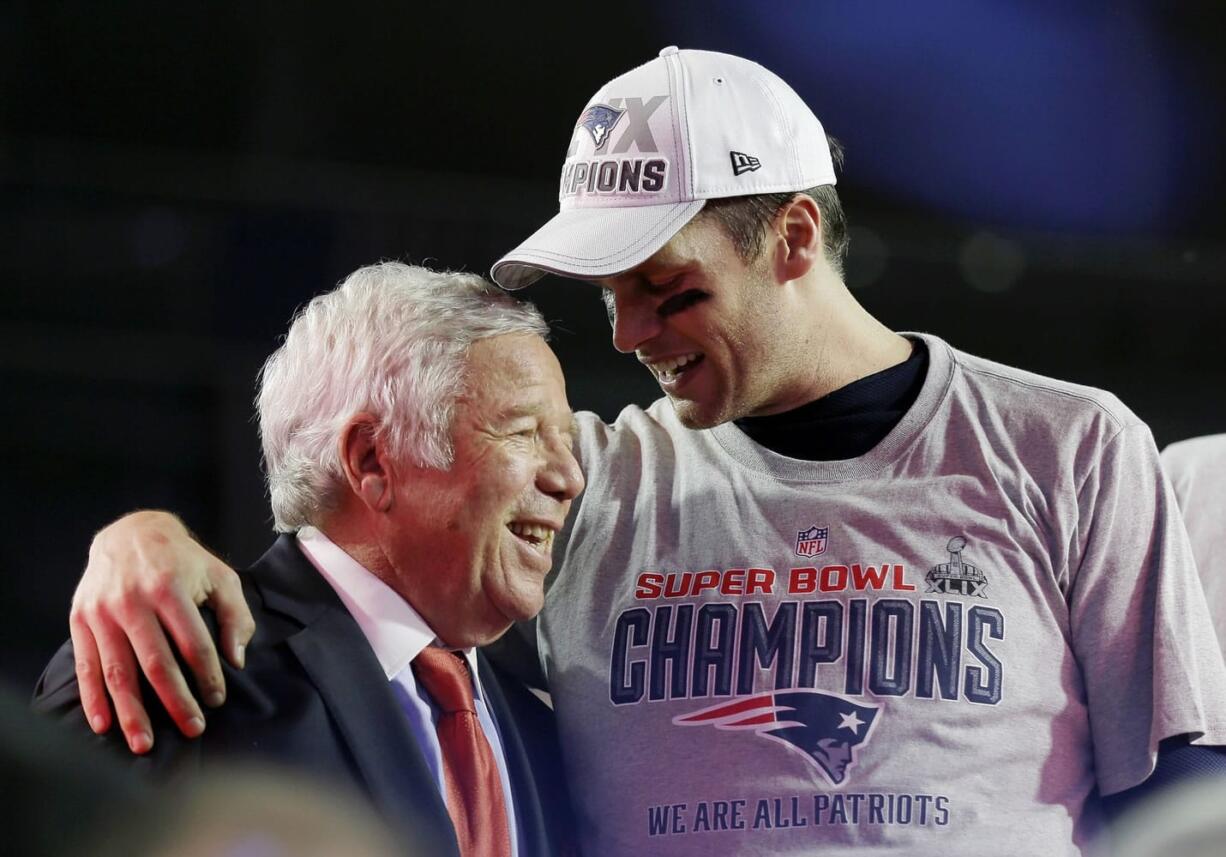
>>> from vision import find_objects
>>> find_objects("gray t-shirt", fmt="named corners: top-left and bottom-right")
top-left (538, 334), bottom-right (1226, 856)
top-left (1162, 434), bottom-right (1226, 657)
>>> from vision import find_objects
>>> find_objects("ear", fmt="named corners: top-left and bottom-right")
top-left (337, 413), bottom-right (394, 513)
top-left (770, 194), bottom-right (822, 283)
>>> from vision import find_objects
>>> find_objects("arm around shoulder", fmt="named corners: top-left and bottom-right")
top-left (68, 509), bottom-right (256, 751)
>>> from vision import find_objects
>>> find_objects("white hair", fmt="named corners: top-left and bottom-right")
top-left (257, 262), bottom-right (549, 532)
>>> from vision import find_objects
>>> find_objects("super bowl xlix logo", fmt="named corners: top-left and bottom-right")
top-left (925, 536), bottom-right (989, 597)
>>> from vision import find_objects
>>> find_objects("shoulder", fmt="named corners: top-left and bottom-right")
top-left (1161, 433), bottom-right (1226, 512)
top-left (926, 338), bottom-right (1149, 484)
top-left (1162, 433), bottom-right (1226, 477)
top-left (572, 399), bottom-right (693, 472)
top-left (943, 340), bottom-right (1139, 439)
top-left (31, 634), bottom-right (215, 773)
top-left (237, 534), bottom-right (349, 643)
top-left (909, 336), bottom-right (1162, 507)
top-left (573, 399), bottom-right (678, 442)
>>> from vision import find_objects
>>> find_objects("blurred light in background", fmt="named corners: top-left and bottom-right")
top-left (845, 225), bottom-right (890, 290)
top-left (661, 1), bottom-right (1223, 235)
top-left (958, 231), bottom-right (1026, 293)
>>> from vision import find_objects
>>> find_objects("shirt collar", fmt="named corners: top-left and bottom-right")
top-left (295, 526), bottom-right (481, 685)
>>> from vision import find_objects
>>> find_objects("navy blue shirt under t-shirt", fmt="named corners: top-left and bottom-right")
top-left (732, 337), bottom-right (1225, 813)
top-left (734, 340), bottom-right (929, 461)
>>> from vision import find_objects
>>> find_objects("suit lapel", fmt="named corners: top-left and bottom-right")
top-left (479, 654), bottom-right (551, 857)
top-left (251, 536), bottom-right (459, 856)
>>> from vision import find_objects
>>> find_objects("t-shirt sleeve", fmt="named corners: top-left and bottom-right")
top-left (1068, 421), bottom-right (1226, 795)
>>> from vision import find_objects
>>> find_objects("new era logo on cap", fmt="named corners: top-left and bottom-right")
top-left (730, 150), bottom-right (761, 176)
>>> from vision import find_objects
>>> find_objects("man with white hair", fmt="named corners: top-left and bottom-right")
top-left (55, 48), bottom-right (1226, 855)
top-left (35, 262), bottom-right (584, 857)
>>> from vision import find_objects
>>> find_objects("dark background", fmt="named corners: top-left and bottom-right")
top-left (3, 2), bottom-right (1224, 691)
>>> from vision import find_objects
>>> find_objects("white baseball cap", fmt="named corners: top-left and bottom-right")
top-left (491, 46), bottom-right (837, 290)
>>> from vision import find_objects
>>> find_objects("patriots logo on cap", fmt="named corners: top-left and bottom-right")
top-left (576, 104), bottom-right (625, 150)
top-left (674, 690), bottom-right (880, 786)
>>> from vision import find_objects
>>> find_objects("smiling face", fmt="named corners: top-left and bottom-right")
top-left (386, 333), bottom-right (584, 647)
top-left (597, 215), bottom-right (809, 429)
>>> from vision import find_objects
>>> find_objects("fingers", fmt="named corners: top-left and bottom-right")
top-left (69, 510), bottom-right (255, 749)
top-left (157, 583), bottom-right (227, 709)
top-left (209, 558), bottom-right (255, 671)
top-left (124, 599), bottom-right (207, 738)
top-left (89, 609), bottom-right (155, 754)
top-left (69, 613), bottom-right (112, 735)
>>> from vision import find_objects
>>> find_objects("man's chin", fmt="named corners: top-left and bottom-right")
top-left (668, 396), bottom-right (727, 431)
top-left (492, 587), bottom-right (546, 627)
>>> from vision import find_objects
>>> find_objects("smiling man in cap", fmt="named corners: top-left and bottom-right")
top-left (57, 48), bottom-right (1226, 854)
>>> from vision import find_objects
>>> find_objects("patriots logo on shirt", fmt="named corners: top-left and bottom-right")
top-left (576, 103), bottom-right (625, 150)
top-left (673, 690), bottom-right (880, 786)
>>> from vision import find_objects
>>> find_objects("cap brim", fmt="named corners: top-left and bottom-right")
top-left (491, 199), bottom-right (706, 290)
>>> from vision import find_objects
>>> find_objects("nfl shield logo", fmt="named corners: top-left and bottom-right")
top-left (796, 526), bottom-right (829, 557)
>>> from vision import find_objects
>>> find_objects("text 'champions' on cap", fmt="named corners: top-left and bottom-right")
top-left (492, 46), bottom-right (837, 290)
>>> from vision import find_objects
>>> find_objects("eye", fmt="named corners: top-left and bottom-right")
top-left (658, 288), bottom-right (708, 318)
top-left (499, 421), bottom-right (538, 442)
top-left (643, 274), bottom-right (688, 298)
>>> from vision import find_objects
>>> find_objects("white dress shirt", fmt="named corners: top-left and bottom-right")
top-left (296, 526), bottom-right (521, 856)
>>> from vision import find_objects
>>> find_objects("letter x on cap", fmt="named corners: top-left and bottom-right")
top-left (491, 46), bottom-right (837, 290)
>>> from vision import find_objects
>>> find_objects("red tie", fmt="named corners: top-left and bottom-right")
top-left (412, 647), bottom-right (512, 857)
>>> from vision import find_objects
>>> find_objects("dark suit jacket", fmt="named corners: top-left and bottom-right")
top-left (34, 534), bottom-right (575, 857)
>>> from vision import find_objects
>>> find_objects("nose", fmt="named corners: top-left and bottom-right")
top-left (537, 431), bottom-right (585, 503)
top-left (610, 292), bottom-right (662, 354)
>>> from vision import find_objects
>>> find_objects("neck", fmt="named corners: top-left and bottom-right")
top-left (316, 504), bottom-right (489, 649)
top-left (759, 268), bottom-right (911, 415)
top-left (315, 508), bottom-right (400, 595)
